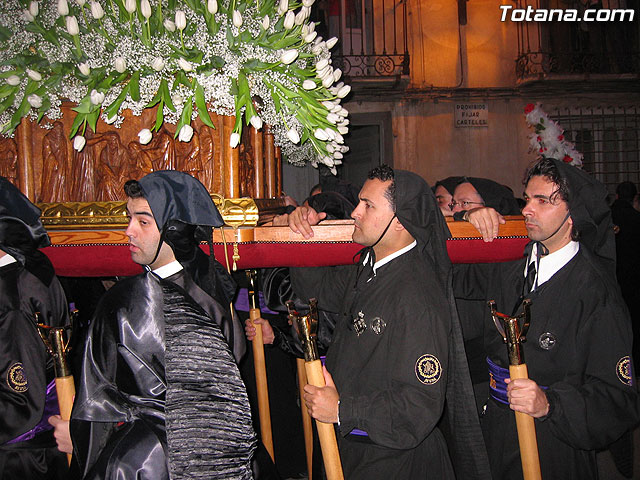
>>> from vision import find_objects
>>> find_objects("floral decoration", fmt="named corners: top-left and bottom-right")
top-left (524, 103), bottom-right (583, 167)
top-left (0, 0), bottom-right (351, 172)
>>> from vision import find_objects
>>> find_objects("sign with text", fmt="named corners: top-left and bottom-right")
top-left (455, 103), bottom-right (489, 127)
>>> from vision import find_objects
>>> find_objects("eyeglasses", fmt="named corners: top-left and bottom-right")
top-left (448, 200), bottom-right (485, 211)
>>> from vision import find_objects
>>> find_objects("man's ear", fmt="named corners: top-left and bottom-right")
top-left (393, 217), bottom-right (406, 232)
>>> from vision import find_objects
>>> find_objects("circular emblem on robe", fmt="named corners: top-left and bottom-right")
top-left (538, 332), bottom-right (557, 350)
top-left (415, 354), bottom-right (441, 385)
top-left (369, 317), bottom-right (386, 335)
top-left (616, 356), bottom-right (632, 386)
top-left (7, 362), bottom-right (28, 393)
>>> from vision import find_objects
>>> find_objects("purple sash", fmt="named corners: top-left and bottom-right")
top-left (6, 379), bottom-right (59, 444)
top-left (234, 288), bottom-right (279, 315)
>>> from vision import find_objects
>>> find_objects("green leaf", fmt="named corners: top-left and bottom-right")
top-left (154, 100), bottom-right (165, 131)
top-left (86, 109), bottom-right (101, 132)
top-left (104, 83), bottom-right (129, 118)
top-left (72, 95), bottom-right (94, 114)
top-left (0, 25), bottom-right (12, 42)
top-left (0, 92), bottom-right (15, 111)
top-left (243, 59), bottom-right (271, 71)
top-left (68, 111), bottom-right (86, 139)
top-left (195, 83), bottom-right (214, 128)
top-left (159, 79), bottom-right (175, 111)
top-left (129, 71), bottom-right (140, 101)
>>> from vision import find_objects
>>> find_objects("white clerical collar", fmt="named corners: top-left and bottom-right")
top-left (526, 240), bottom-right (579, 289)
top-left (0, 253), bottom-right (17, 268)
top-left (148, 260), bottom-right (183, 279)
top-left (372, 240), bottom-right (417, 275)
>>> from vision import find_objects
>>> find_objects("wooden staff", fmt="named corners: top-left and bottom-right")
top-left (36, 315), bottom-right (75, 465)
top-left (296, 358), bottom-right (314, 480)
top-left (246, 270), bottom-right (274, 461)
top-left (288, 300), bottom-right (344, 480)
top-left (488, 300), bottom-right (541, 480)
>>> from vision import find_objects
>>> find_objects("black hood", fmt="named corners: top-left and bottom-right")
top-left (0, 177), bottom-right (54, 285)
top-left (434, 176), bottom-right (465, 196)
top-left (465, 177), bottom-right (521, 215)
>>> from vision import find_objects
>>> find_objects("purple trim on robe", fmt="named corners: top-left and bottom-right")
top-left (6, 379), bottom-right (59, 444)
top-left (234, 289), bottom-right (279, 315)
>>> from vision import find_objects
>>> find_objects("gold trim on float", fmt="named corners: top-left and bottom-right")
top-left (37, 196), bottom-right (259, 230)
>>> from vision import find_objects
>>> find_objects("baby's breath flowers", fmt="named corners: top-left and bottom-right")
top-left (0, 0), bottom-right (350, 169)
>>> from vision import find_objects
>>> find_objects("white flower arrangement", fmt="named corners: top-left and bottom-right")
top-left (524, 103), bottom-right (583, 167)
top-left (0, 0), bottom-right (351, 169)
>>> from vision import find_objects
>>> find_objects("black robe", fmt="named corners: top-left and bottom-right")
top-left (454, 247), bottom-right (640, 480)
top-left (292, 248), bottom-right (455, 479)
top-left (0, 259), bottom-right (69, 479)
top-left (70, 272), bottom-right (256, 480)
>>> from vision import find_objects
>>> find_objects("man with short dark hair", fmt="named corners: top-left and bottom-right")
top-left (282, 165), bottom-right (490, 479)
top-left (70, 171), bottom-right (256, 479)
top-left (0, 177), bottom-right (69, 479)
top-left (455, 158), bottom-right (639, 479)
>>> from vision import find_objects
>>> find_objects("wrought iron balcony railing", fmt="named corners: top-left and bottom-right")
top-left (515, 0), bottom-right (639, 79)
top-left (314, 0), bottom-right (409, 79)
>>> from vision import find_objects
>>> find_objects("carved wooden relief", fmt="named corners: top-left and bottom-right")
top-left (2, 102), bottom-right (281, 203)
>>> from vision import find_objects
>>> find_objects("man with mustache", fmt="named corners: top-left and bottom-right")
top-left (455, 158), bottom-right (639, 479)
top-left (280, 165), bottom-right (490, 479)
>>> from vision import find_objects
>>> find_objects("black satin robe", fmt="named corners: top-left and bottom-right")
top-left (70, 272), bottom-right (256, 480)
top-left (0, 259), bottom-right (69, 479)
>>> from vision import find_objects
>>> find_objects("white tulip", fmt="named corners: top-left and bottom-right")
top-left (6, 75), bottom-right (20, 86)
top-left (286, 128), bottom-right (300, 144)
top-left (105, 114), bottom-right (117, 124)
top-left (316, 58), bottom-right (329, 71)
top-left (250, 116), bottom-right (263, 130)
top-left (175, 10), bottom-right (186, 30)
top-left (207, 0), bottom-right (218, 15)
top-left (338, 108), bottom-right (348, 117)
top-left (164, 19), bottom-right (176, 32)
top-left (326, 37), bottom-right (339, 49)
top-left (333, 151), bottom-right (344, 159)
top-left (78, 62), bottom-right (90, 76)
top-left (277, 0), bottom-right (288, 15)
top-left (331, 104), bottom-right (341, 113)
top-left (337, 84), bottom-right (351, 98)
top-left (232, 10), bottom-right (242, 27)
top-left (24, 10), bottom-right (35, 22)
top-left (334, 132), bottom-right (344, 144)
top-left (338, 126), bottom-right (349, 135)
top-left (66, 16), bottom-right (79, 35)
top-left (295, 9), bottom-right (307, 25)
top-left (333, 68), bottom-right (342, 82)
top-left (262, 15), bottom-right (270, 29)
top-left (311, 44), bottom-right (323, 56)
top-left (138, 129), bottom-right (152, 145)
top-left (26, 69), bottom-right (42, 81)
top-left (314, 35), bottom-right (323, 45)
top-left (151, 57), bottom-right (165, 71)
top-left (322, 75), bottom-right (334, 88)
top-left (27, 94), bottom-right (42, 108)
top-left (301, 24), bottom-right (309, 37)
top-left (178, 58), bottom-right (192, 72)
top-left (326, 113), bottom-right (339, 124)
top-left (229, 132), bottom-right (240, 148)
top-left (324, 127), bottom-right (336, 140)
top-left (322, 100), bottom-right (335, 109)
top-left (57, 0), bottom-right (69, 16)
top-left (73, 135), bottom-right (86, 151)
top-left (330, 166), bottom-right (337, 175)
top-left (171, 94), bottom-right (183, 105)
top-left (76, 0), bottom-right (86, 5)
top-left (308, 22), bottom-right (316, 33)
top-left (90, 89), bottom-right (105, 105)
top-left (283, 11), bottom-right (295, 29)
top-left (280, 49), bottom-right (298, 65)
top-left (303, 0), bottom-right (315, 6)
top-left (302, 79), bottom-right (316, 90)
top-left (322, 155), bottom-right (334, 167)
top-left (140, 0), bottom-right (151, 18)
top-left (178, 124), bottom-right (194, 142)
top-left (304, 31), bottom-right (317, 43)
top-left (326, 143), bottom-right (334, 153)
top-left (124, 0), bottom-right (135, 14)
top-left (29, 1), bottom-right (39, 17)
top-left (317, 66), bottom-right (332, 79)
top-left (90, 1), bottom-right (104, 19)
top-left (314, 128), bottom-right (329, 141)
top-left (114, 57), bottom-right (127, 73)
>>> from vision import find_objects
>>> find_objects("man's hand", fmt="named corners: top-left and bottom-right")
top-left (47, 415), bottom-right (73, 454)
top-left (303, 366), bottom-right (339, 423)
top-left (505, 378), bottom-right (550, 418)
top-left (271, 213), bottom-right (290, 226)
top-left (466, 207), bottom-right (505, 242)
top-left (288, 206), bottom-right (327, 239)
top-left (244, 317), bottom-right (275, 344)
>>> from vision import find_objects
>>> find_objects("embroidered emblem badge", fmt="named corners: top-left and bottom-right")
top-left (616, 356), bottom-right (633, 386)
top-left (415, 354), bottom-right (441, 385)
top-left (7, 362), bottom-right (28, 393)
top-left (370, 316), bottom-right (386, 335)
top-left (489, 372), bottom-right (497, 389)
top-left (538, 332), bottom-right (557, 350)
top-left (352, 311), bottom-right (367, 336)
